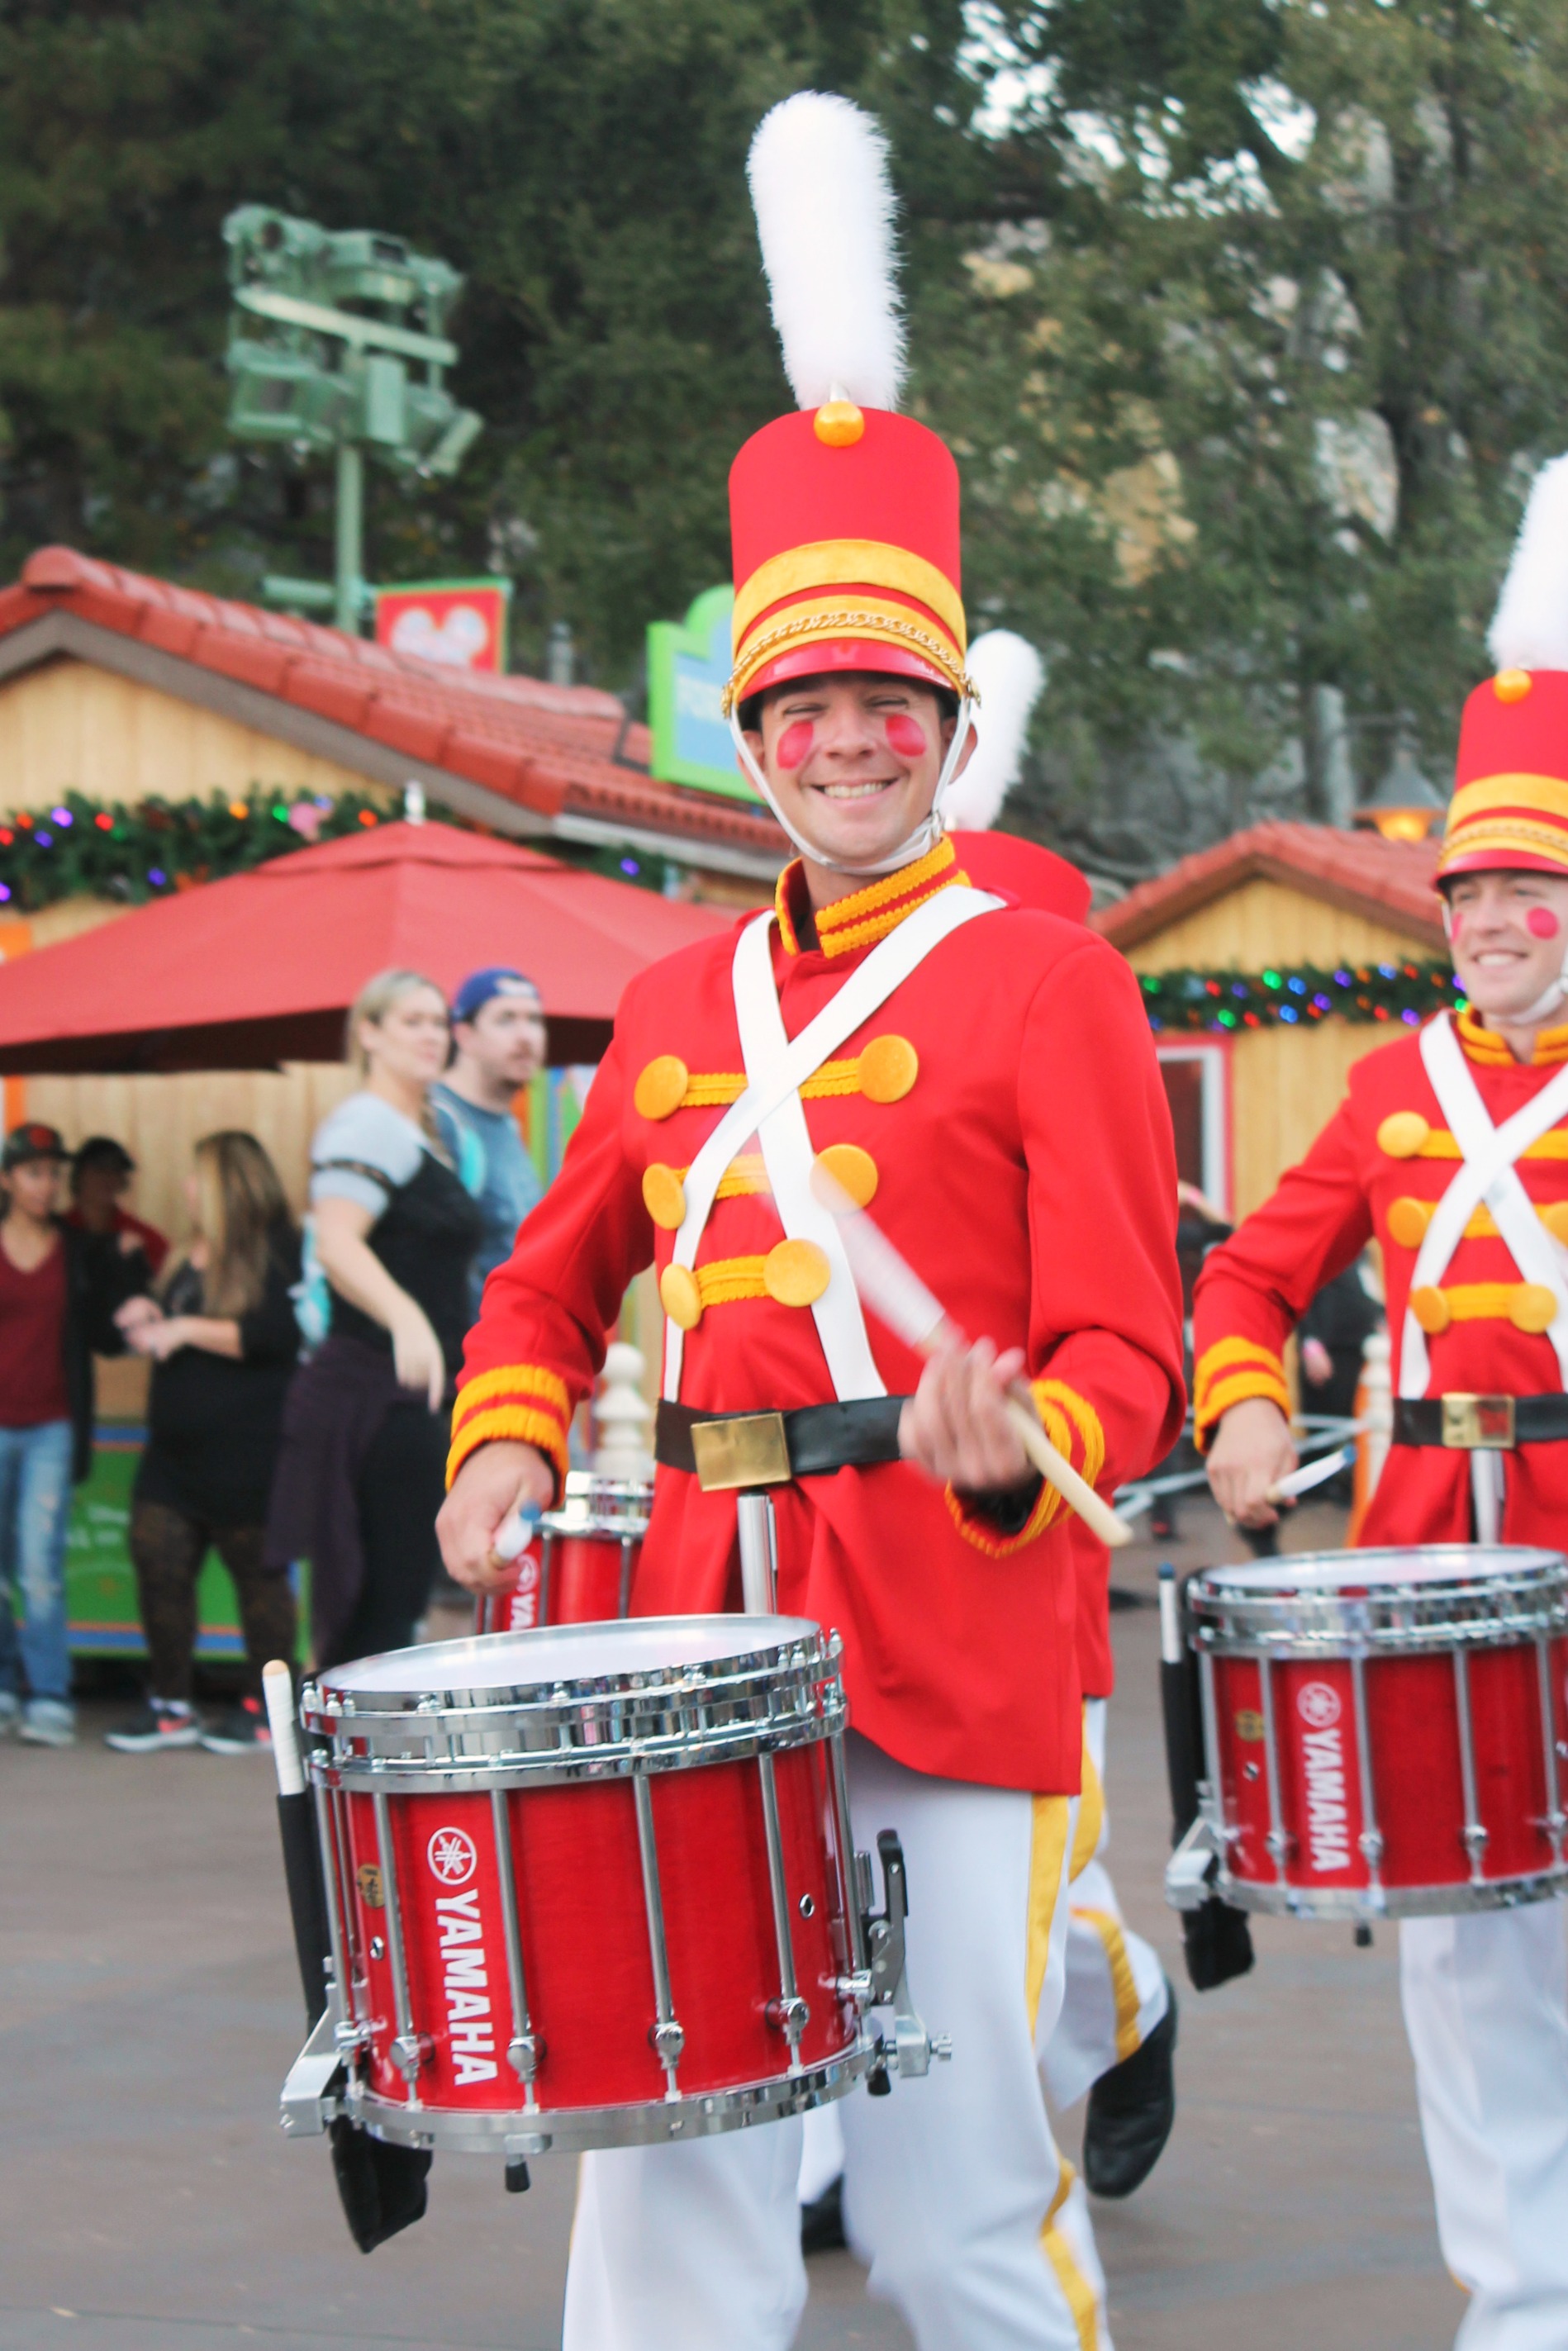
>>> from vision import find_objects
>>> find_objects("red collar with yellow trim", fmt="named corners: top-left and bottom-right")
top-left (774, 834), bottom-right (972, 959)
top-left (1457, 1006), bottom-right (1568, 1069)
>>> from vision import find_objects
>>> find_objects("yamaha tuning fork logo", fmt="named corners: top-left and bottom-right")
top-left (426, 1826), bottom-right (478, 1887)
top-left (1295, 1682), bottom-right (1352, 1873)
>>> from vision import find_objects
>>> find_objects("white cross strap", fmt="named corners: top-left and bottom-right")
top-left (1399, 1012), bottom-right (1568, 1399)
top-left (661, 883), bottom-right (1003, 1401)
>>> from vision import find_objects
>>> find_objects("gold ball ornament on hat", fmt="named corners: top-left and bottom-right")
top-left (815, 398), bottom-right (865, 448)
top-left (1494, 669), bottom-right (1532, 703)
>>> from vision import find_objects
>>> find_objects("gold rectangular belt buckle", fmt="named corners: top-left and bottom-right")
top-left (1440, 1393), bottom-right (1515, 1451)
top-left (689, 1411), bottom-right (792, 1492)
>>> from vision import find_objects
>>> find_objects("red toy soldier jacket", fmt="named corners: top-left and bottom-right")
top-left (452, 843), bottom-right (1185, 1793)
top-left (1193, 1008), bottom-right (1568, 1545)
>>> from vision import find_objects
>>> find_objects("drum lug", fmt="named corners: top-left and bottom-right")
top-left (649, 2018), bottom-right (687, 2067)
top-left (391, 2030), bottom-right (434, 2083)
top-left (507, 2031), bottom-right (545, 2085)
top-left (767, 1994), bottom-right (810, 2045)
top-left (834, 1969), bottom-right (874, 2011)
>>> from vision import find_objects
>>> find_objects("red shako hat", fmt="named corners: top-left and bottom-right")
top-left (723, 95), bottom-right (972, 717)
top-left (1441, 455), bottom-right (1568, 881)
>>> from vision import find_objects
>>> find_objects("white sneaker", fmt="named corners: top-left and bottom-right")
top-left (19, 1698), bottom-right (76, 1748)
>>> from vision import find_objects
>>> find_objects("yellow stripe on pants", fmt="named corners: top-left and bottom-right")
top-left (1039, 2160), bottom-right (1099, 2351)
top-left (1070, 1903), bottom-right (1144, 2063)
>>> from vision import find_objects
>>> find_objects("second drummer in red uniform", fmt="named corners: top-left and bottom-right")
top-left (439, 93), bottom-right (1183, 2351)
top-left (1195, 452), bottom-right (1568, 2351)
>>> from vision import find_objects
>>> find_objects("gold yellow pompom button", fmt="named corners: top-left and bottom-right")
top-left (1410, 1285), bottom-right (1450, 1334)
top-left (1494, 668), bottom-right (1532, 703)
top-left (1377, 1111), bottom-right (1431, 1160)
top-left (859, 1034), bottom-right (919, 1104)
top-left (659, 1262), bottom-right (703, 1330)
top-left (814, 398), bottom-right (865, 447)
top-left (634, 1056), bottom-right (688, 1121)
top-left (1541, 1203), bottom-right (1568, 1245)
top-left (812, 1142), bottom-right (879, 1210)
top-left (763, 1238), bottom-right (832, 1308)
top-left (1387, 1195), bottom-right (1434, 1249)
top-left (642, 1164), bottom-right (687, 1230)
top-left (1511, 1284), bottom-right (1559, 1334)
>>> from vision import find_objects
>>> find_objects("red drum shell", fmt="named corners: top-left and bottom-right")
top-left (342, 1744), bottom-right (853, 2114)
top-left (1195, 1546), bottom-right (1568, 1918)
top-left (476, 1477), bottom-right (651, 1634)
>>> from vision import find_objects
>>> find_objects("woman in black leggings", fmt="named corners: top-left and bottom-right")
top-left (268, 969), bottom-right (482, 1667)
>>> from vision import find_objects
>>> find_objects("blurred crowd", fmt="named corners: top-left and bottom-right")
top-left (0, 964), bottom-right (548, 1754)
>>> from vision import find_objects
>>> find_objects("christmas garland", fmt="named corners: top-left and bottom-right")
top-left (1141, 959), bottom-right (1465, 1032)
top-left (0, 789), bottom-right (674, 910)
top-left (0, 787), bottom-right (439, 910)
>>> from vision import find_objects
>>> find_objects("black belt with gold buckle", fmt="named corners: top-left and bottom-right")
top-left (1392, 1394), bottom-right (1568, 1451)
top-left (654, 1396), bottom-right (909, 1492)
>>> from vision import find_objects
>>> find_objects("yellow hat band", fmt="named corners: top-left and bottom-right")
top-left (724, 601), bottom-right (973, 717)
top-left (732, 538), bottom-right (967, 654)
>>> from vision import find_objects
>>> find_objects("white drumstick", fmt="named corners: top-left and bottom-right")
top-left (494, 1501), bottom-right (542, 1563)
top-left (1266, 1445), bottom-right (1354, 1505)
top-left (810, 1164), bottom-right (1134, 1550)
top-left (262, 1658), bottom-right (304, 1798)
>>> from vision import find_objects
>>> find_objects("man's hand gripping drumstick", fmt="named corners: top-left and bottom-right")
top-left (810, 1165), bottom-right (1134, 1550)
top-left (438, 1441), bottom-right (554, 1593)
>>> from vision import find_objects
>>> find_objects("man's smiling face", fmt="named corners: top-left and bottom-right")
top-left (743, 673), bottom-right (966, 871)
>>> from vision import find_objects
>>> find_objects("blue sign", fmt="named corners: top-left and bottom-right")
top-left (647, 586), bottom-right (757, 802)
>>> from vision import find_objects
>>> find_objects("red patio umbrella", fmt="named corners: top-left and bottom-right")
top-left (0, 822), bottom-right (745, 1074)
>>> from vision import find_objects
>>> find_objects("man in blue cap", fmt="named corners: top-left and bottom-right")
top-left (431, 968), bottom-right (548, 1317)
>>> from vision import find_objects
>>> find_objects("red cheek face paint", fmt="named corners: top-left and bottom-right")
top-left (1447, 908), bottom-right (1462, 943)
top-left (1528, 905), bottom-right (1561, 940)
top-left (885, 712), bottom-right (927, 760)
top-left (776, 720), bottom-right (814, 770)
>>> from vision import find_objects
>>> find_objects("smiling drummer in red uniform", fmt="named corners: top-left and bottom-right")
top-left (1195, 455), bottom-right (1568, 2351)
top-left (438, 92), bottom-right (1183, 2351)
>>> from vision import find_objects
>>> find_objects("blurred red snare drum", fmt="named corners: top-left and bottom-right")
top-left (476, 1474), bottom-right (653, 1635)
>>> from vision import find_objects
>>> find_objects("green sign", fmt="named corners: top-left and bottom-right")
top-left (647, 586), bottom-right (758, 803)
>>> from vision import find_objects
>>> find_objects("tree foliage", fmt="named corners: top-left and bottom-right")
top-left (3, 1), bottom-right (1568, 875)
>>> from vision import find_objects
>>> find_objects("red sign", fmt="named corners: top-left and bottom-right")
top-left (374, 578), bottom-right (511, 673)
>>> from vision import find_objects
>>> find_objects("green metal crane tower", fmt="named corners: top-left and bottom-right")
top-left (223, 207), bottom-right (483, 632)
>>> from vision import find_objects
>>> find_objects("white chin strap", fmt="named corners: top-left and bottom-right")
top-left (729, 701), bottom-right (976, 878)
top-left (1442, 896), bottom-right (1568, 1025)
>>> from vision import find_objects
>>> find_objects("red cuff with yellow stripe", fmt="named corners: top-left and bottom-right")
top-left (946, 1377), bottom-right (1106, 1557)
top-left (1193, 1337), bottom-right (1290, 1451)
top-left (447, 1363), bottom-right (573, 1493)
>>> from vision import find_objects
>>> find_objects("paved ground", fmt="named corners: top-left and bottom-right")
top-left (0, 1496), bottom-right (1466, 2349)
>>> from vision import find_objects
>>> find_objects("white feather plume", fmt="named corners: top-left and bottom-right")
top-left (747, 93), bottom-right (905, 411)
top-left (1490, 453), bottom-right (1568, 672)
top-left (943, 630), bottom-right (1047, 830)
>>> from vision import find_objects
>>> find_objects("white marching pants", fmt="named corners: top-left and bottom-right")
top-left (801, 1698), bottom-right (1169, 2193)
top-left (1400, 1902), bottom-right (1568, 2351)
top-left (563, 1734), bottom-right (1110, 2351)
top-left (1041, 1698), bottom-right (1169, 2111)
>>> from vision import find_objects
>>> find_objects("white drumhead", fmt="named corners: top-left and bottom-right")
top-left (321, 1612), bottom-right (817, 1697)
top-left (1202, 1544), bottom-right (1564, 1596)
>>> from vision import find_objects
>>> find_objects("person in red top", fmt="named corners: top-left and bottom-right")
top-left (438, 95), bottom-right (1182, 2351)
top-left (0, 1123), bottom-right (132, 1746)
top-left (1194, 453), bottom-right (1568, 2351)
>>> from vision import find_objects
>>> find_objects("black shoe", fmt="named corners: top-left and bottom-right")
top-left (104, 1701), bottom-right (202, 1754)
top-left (1082, 1983), bottom-right (1177, 2198)
top-left (199, 1697), bottom-right (273, 1755)
top-left (801, 2173), bottom-right (847, 2256)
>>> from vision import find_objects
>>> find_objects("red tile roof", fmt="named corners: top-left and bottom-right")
top-left (0, 546), bottom-right (786, 872)
top-left (1093, 819), bottom-right (1445, 953)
